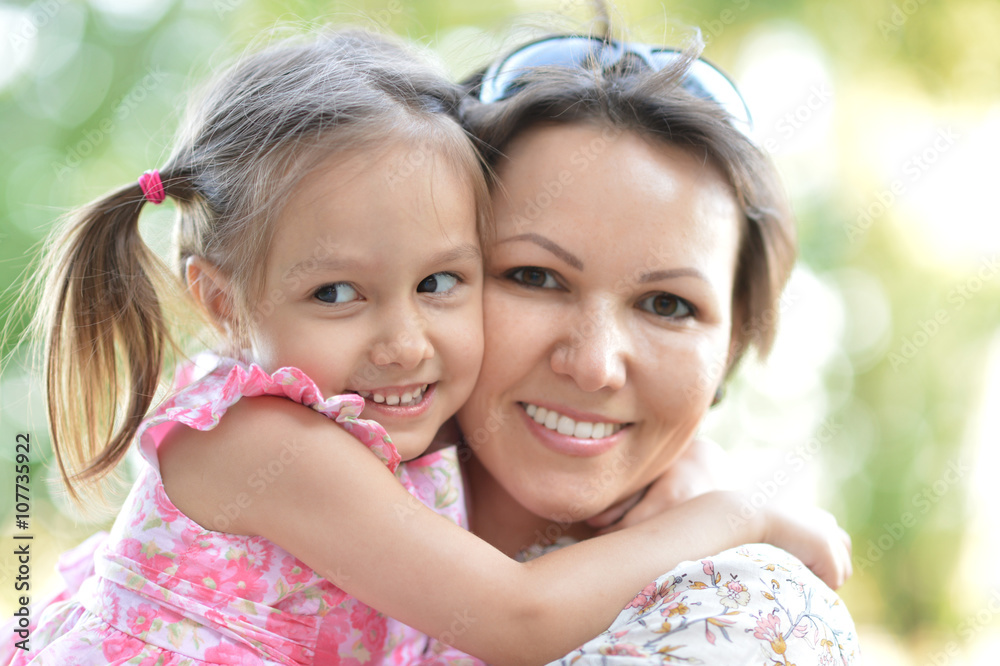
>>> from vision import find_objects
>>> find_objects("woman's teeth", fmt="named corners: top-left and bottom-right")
top-left (356, 384), bottom-right (429, 407)
top-left (523, 403), bottom-right (624, 439)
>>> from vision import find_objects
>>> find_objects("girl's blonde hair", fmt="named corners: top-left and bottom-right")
top-left (35, 29), bottom-right (489, 499)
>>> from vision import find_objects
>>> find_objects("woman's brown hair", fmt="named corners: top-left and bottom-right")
top-left (33, 28), bottom-right (489, 500)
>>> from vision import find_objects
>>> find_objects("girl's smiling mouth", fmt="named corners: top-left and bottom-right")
top-left (352, 383), bottom-right (437, 417)
top-left (354, 383), bottom-right (430, 406)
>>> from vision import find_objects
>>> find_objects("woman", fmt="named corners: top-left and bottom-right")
top-left (446, 34), bottom-right (861, 663)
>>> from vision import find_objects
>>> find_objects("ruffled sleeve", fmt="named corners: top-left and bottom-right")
top-left (137, 354), bottom-right (401, 473)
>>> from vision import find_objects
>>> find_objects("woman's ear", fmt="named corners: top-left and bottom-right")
top-left (186, 256), bottom-right (234, 327)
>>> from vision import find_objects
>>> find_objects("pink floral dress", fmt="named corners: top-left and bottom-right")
top-left (7, 355), bottom-right (474, 665)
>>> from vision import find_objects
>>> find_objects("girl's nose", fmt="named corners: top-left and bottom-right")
top-left (370, 308), bottom-right (434, 371)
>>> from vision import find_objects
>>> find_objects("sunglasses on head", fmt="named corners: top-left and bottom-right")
top-left (477, 35), bottom-right (753, 135)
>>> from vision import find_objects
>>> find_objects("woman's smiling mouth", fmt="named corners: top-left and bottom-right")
top-left (518, 402), bottom-right (630, 457)
top-left (521, 402), bottom-right (625, 438)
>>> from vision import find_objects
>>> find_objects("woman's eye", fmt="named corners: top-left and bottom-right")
top-left (638, 293), bottom-right (694, 319)
top-left (314, 283), bottom-right (359, 304)
top-left (508, 267), bottom-right (559, 289)
top-left (417, 272), bottom-right (460, 294)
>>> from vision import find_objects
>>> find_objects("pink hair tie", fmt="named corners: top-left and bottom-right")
top-left (138, 169), bottom-right (166, 204)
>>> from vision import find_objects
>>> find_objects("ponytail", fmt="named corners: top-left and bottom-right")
top-left (37, 177), bottom-right (180, 500)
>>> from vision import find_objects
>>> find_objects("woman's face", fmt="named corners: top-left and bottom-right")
top-left (457, 122), bottom-right (742, 522)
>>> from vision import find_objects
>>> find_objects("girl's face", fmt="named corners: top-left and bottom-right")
top-left (250, 141), bottom-right (484, 460)
top-left (457, 123), bottom-right (741, 521)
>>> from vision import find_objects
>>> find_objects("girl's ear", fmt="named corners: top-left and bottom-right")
top-left (186, 256), bottom-right (234, 327)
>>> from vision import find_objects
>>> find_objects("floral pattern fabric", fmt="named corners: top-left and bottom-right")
top-left (5, 355), bottom-right (469, 665)
top-left (411, 541), bottom-right (860, 665)
top-left (551, 543), bottom-right (860, 665)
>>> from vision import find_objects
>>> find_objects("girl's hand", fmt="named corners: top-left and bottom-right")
top-left (762, 502), bottom-right (853, 590)
top-left (588, 437), bottom-right (732, 533)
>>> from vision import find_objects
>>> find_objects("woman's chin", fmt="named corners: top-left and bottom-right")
top-left (512, 479), bottom-right (618, 527)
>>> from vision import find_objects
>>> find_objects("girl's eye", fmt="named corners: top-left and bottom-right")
top-left (314, 283), bottom-right (360, 304)
top-left (508, 267), bottom-right (559, 289)
top-left (638, 293), bottom-right (694, 319)
top-left (417, 272), bottom-right (460, 294)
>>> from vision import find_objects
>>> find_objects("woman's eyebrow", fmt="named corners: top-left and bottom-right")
top-left (498, 233), bottom-right (583, 270)
top-left (639, 268), bottom-right (710, 284)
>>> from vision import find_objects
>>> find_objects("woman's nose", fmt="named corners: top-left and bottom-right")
top-left (370, 307), bottom-right (433, 370)
top-left (550, 303), bottom-right (627, 392)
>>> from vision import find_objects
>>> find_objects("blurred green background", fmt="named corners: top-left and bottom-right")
top-left (1, 0), bottom-right (998, 663)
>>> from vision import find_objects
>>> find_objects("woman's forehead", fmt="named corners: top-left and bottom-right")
top-left (495, 124), bottom-right (738, 234)
top-left (489, 122), bottom-right (741, 290)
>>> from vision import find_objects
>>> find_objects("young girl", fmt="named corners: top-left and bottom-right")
top-left (8, 29), bottom-right (849, 665)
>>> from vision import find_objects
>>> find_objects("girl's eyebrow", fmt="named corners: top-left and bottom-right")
top-left (499, 233), bottom-right (583, 270)
top-left (285, 242), bottom-right (481, 277)
top-left (285, 256), bottom-right (351, 277)
top-left (431, 242), bottom-right (482, 265)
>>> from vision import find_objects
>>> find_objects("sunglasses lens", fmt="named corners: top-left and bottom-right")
top-left (480, 37), bottom-right (605, 103)
top-left (684, 59), bottom-right (753, 131)
top-left (644, 50), bottom-right (751, 131)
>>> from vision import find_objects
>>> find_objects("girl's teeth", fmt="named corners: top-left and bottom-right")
top-left (359, 384), bottom-right (429, 407)
top-left (524, 403), bottom-right (622, 440)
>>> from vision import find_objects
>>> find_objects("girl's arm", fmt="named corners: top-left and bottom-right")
top-left (585, 436), bottom-right (853, 588)
top-left (159, 397), bottom-right (848, 666)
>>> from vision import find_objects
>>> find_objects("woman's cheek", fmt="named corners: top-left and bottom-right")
top-left (641, 333), bottom-right (723, 417)
top-left (448, 305), bottom-right (486, 395)
top-left (482, 283), bottom-right (523, 335)
top-left (483, 288), bottom-right (547, 365)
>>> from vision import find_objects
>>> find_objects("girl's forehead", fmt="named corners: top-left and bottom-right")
top-left (265, 142), bottom-right (481, 277)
